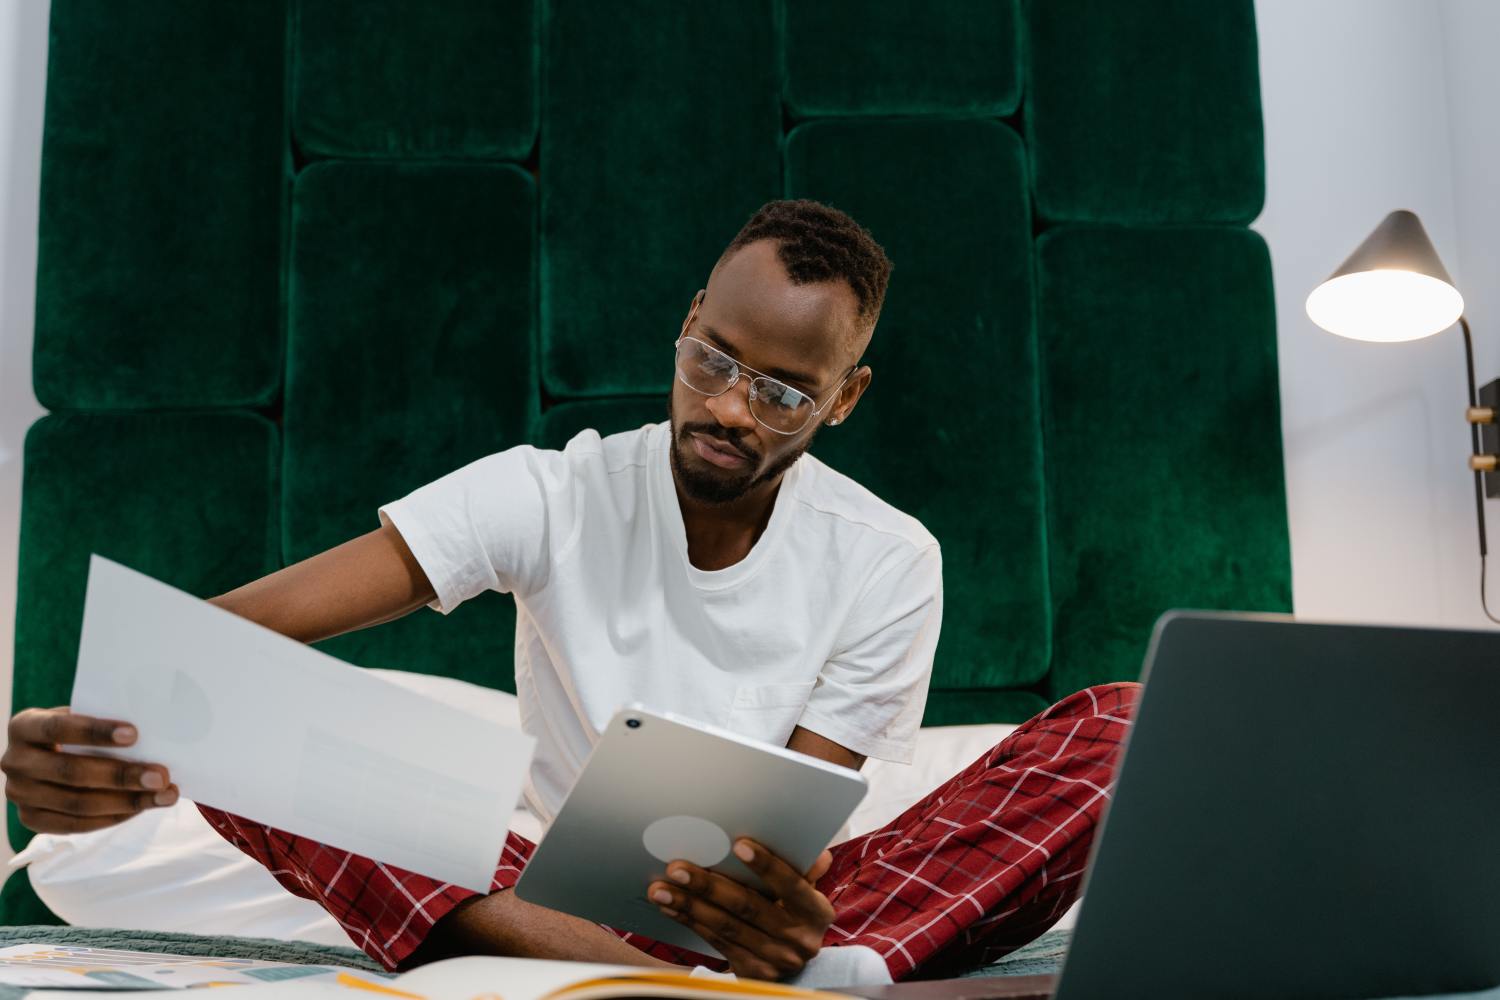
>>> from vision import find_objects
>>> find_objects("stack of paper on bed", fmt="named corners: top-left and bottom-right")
top-left (0, 942), bottom-right (391, 991)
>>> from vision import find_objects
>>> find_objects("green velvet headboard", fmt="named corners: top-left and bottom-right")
top-left (7, 0), bottom-right (1291, 923)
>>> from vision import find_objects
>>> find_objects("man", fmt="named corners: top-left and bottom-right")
top-left (3, 200), bottom-right (1137, 982)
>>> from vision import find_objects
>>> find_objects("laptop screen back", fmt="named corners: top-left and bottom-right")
top-left (1056, 612), bottom-right (1500, 1000)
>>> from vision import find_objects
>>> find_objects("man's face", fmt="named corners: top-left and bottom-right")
top-left (669, 239), bottom-right (869, 506)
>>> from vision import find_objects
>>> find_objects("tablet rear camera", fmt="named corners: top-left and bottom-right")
top-left (626, 718), bottom-right (642, 729)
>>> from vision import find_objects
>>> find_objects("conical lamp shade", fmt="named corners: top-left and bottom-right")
top-left (1305, 209), bottom-right (1464, 343)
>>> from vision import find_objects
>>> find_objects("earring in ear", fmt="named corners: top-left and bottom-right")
top-left (828, 418), bottom-right (841, 426)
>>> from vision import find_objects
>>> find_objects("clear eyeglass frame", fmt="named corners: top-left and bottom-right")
top-left (673, 335), bottom-right (855, 436)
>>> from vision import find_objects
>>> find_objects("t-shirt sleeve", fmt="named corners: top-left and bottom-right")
top-left (377, 444), bottom-right (574, 614)
top-left (797, 542), bottom-right (942, 764)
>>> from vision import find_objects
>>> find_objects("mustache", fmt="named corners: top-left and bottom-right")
top-left (677, 421), bottom-right (759, 462)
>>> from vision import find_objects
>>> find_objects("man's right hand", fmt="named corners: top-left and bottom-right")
top-left (2, 708), bottom-right (178, 834)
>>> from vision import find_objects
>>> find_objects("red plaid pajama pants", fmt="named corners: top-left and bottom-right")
top-left (197, 682), bottom-right (1137, 980)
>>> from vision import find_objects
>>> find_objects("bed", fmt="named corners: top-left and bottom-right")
top-left (4, 670), bottom-right (1064, 984)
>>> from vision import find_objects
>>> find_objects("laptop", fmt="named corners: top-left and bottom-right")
top-left (854, 612), bottom-right (1500, 1000)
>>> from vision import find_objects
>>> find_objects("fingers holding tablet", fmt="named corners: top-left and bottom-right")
top-left (735, 839), bottom-right (836, 925)
top-left (648, 838), bottom-right (835, 980)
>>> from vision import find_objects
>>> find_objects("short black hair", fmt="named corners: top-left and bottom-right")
top-left (721, 199), bottom-right (893, 328)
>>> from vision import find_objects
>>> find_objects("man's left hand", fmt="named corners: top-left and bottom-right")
top-left (648, 838), bottom-right (835, 981)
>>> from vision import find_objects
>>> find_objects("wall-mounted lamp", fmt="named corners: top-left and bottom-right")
top-left (1305, 209), bottom-right (1500, 622)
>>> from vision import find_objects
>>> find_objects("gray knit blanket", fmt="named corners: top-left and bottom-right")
top-left (0, 924), bottom-right (1066, 996)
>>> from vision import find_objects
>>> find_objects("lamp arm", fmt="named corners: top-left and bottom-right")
top-left (1461, 316), bottom-right (1500, 625)
top-left (1462, 316), bottom-right (1488, 559)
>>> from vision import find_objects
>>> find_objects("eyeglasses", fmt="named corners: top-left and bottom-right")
top-left (674, 336), bottom-right (854, 436)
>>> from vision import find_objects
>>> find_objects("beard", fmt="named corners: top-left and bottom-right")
top-left (667, 394), bottom-right (818, 505)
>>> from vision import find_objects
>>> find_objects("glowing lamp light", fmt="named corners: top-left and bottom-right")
top-left (1305, 210), bottom-right (1463, 343)
top-left (1306, 269), bottom-right (1464, 343)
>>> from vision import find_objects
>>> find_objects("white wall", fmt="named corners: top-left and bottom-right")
top-left (1441, 0), bottom-right (1500, 501)
top-left (1255, 0), bottom-right (1500, 628)
top-left (0, 0), bottom-right (50, 864)
top-left (0, 1), bottom-right (1495, 858)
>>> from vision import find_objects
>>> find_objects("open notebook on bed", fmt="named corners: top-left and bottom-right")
top-left (3, 946), bottom-right (862, 1000)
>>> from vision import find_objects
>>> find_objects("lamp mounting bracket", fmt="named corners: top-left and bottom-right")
top-left (1480, 379), bottom-right (1500, 499)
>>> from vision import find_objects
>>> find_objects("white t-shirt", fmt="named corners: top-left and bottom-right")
top-left (378, 421), bottom-right (942, 825)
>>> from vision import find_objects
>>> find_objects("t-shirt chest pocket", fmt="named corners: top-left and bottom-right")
top-left (727, 680), bottom-right (817, 748)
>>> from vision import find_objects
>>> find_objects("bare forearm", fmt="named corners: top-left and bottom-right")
top-left (787, 726), bottom-right (865, 771)
top-left (208, 524), bottom-right (436, 643)
top-left (403, 890), bottom-right (678, 970)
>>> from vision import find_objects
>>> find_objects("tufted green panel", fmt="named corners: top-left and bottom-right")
top-left (786, 119), bottom-right (1048, 691)
top-left (5, 413), bottom-right (280, 921)
top-left (784, 0), bottom-right (1022, 118)
top-left (540, 0), bottom-right (781, 399)
top-left (1038, 226), bottom-right (1291, 697)
top-left (533, 398), bottom-right (667, 451)
top-left (0, 874), bottom-right (56, 928)
top-left (19, 4), bottom-right (1290, 864)
top-left (1026, 0), bottom-right (1264, 224)
top-left (284, 162), bottom-right (535, 689)
top-left (292, 0), bottom-right (537, 160)
top-left (32, 0), bottom-right (285, 410)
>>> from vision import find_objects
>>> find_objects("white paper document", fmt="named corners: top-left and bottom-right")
top-left (70, 555), bottom-right (536, 892)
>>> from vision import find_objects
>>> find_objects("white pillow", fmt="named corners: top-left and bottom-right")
top-left (8, 669), bottom-right (535, 945)
top-left (846, 723), bottom-right (1017, 838)
top-left (9, 790), bottom-right (355, 945)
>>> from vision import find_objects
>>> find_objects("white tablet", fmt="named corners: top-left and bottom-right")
top-left (513, 705), bottom-right (868, 956)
